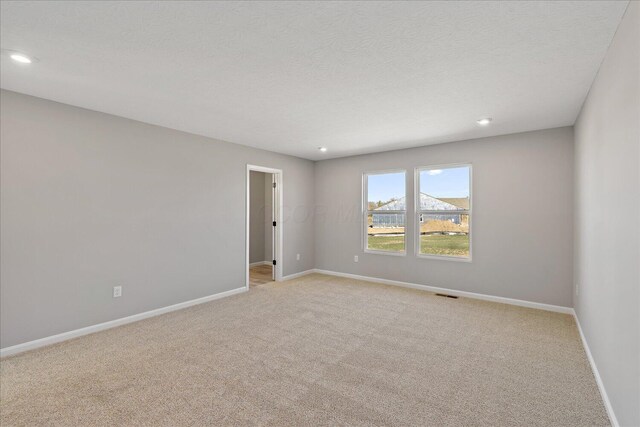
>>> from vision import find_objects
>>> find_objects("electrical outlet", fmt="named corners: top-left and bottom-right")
top-left (575, 283), bottom-right (579, 296)
top-left (296, 253), bottom-right (301, 261)
top-left (113, 286), bottom-right (122, 298)
top-left (354, 255), bottom-right (359, 262)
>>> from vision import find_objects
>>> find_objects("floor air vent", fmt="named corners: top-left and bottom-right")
top-left (435, 293), bottom-right (459, 299)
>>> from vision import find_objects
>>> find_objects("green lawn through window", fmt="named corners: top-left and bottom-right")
top-left (367, 234), bottom-right (469, 257)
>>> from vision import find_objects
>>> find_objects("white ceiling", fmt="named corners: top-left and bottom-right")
top-left (0, 1), bottom-right (628, 160)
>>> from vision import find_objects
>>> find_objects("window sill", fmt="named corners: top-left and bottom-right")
top-left (364, 249), bottom-right (406, 257)
top-left (416, 254), bottom-right (472, 263)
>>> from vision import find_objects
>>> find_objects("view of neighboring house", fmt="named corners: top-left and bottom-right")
top-left (372, 193), bottom-right (469, 228)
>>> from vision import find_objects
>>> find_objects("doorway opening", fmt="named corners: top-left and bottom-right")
top-left (246, 165), bottom-right (282, 289)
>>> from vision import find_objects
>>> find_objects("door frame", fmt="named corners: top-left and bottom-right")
top-left (246, 164), bottom-right (283, 289)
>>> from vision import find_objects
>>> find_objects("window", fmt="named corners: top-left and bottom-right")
top-left (416, 165), bottom-right (471, 259)
top-left (364, 171), bottom-right (406, 254)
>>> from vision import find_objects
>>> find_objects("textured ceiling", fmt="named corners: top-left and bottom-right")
top-left (0, 1), bottom-right (628, 160)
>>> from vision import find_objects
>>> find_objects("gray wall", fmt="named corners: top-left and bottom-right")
top-left (315, 127), bottom-right (574, 307)
top-left (249, 171), bottom-right (266, 263)
top-left (0, 90), bottom-right (315, 348)
top-left (574, 3), bottom-right (639, 426)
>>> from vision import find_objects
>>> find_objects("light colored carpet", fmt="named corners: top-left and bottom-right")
top-left (1, 273), bottom-right (608, 426)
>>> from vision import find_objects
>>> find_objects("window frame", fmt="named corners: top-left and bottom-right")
top-left (362, 169), bottom-right (407, 256)
top-left (414, 163), bottom-right (472, 262)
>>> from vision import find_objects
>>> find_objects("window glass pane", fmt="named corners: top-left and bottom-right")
top-left (366, 171), bottom-right (406, 253)
top-left (419, 213), bottom-right (469, 257)
top-left (367, 212), bottom-right (405, 252)
top-left (419, 167), bottom-right (469, 211)
top-left (367, 172), bottom-right (406, 208)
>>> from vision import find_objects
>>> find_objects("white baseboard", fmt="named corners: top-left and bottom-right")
top-left (281, 269), bottom-right (315, 281)
top-left (313, 269), bottom-right (573, 314)
top-left (249, 261), bottom-right (272, 267)
top-left (573, 311), bottom-right (619, 427)
top-left (0, 287), bottom-right (247, 358)
top-left (1, 267), bottom-right (615, 427)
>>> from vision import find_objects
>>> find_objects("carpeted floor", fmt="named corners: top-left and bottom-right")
top-left (0, 274), bottom-right (608, 426)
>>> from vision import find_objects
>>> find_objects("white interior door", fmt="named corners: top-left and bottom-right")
top-left (271, 174), bottom-right (277, 281)
top-left (246, 164), bottom-right (283, 290)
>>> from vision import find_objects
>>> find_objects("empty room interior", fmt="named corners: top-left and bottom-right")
top-left (1, 1), bottom-right (639, 426)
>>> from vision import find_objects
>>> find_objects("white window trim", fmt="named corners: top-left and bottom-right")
top-left (362, 169), bottom-right (407, 256)
top-left (414, 163), bottom-right (473, 262)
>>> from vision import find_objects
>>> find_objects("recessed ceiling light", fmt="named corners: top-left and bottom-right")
top-left (318, 147), bottom-right (328, 152)
top-left (10, 53), bottom-right (33, 64)
top-left (476, 118), bottom-right (492, 126)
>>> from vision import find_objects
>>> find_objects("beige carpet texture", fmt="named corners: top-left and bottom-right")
top-left (1, 274), bottom-right (608, 426)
